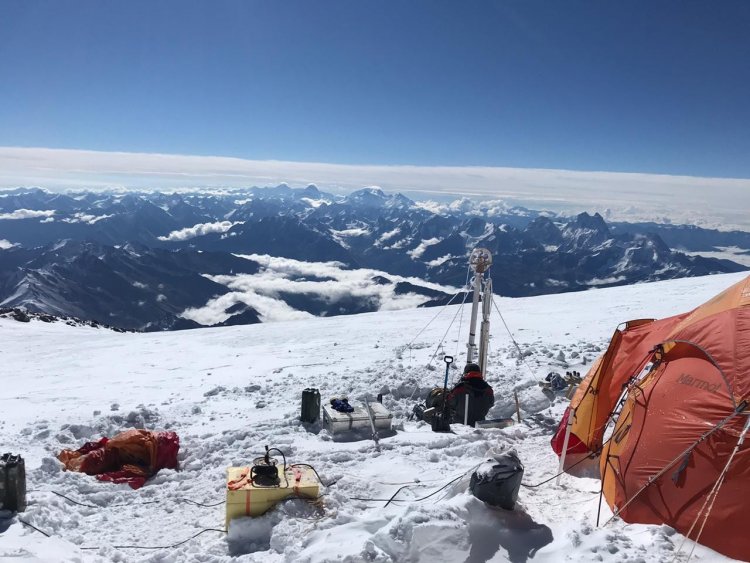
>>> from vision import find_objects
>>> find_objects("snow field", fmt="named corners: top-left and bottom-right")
top-left (1, 272), bottom-right (746, 562)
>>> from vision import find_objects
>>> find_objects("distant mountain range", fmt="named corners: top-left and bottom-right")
top-left (0, 186), bottom-right (746, 331)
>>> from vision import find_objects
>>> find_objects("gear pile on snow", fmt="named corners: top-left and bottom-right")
top-left (57, 429), bottom-right (179, 489)
top-left (330, 398), bottom-right (354, 413)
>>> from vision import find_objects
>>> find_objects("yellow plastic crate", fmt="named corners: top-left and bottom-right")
top-left (225, 465), bottom-right (319, 529)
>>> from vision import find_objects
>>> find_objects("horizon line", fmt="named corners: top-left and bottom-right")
top-left (1, 145), bottom-right (749, 230)
top-left (3, 145), bottom-right (750, 183)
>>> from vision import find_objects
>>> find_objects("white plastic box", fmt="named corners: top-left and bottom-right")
top-left (322, 401), bottom-right (392, 434)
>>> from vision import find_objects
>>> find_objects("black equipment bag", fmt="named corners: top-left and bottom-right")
top-left (469, 450), bottom-right (524, 510)
top-left (0, 453), bottom-right (26, 512)
top-left (301, 388), bottom-right (321, 423)
top-left (430, 410), bottom-right (451, 432)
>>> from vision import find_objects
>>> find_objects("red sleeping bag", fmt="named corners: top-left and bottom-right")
top-left (57, 429), bottom-right (179, 489)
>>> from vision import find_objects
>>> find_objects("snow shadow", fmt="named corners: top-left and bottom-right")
top-left (300, 421), bottom-right (324, 435)
top-left (227, 500), bottom-right (325, 556)
top-left (465, 499), bottom-right (553, 563)
top-left (560, 453), bottom-right (600, 479)
top-left (227, 514), bottom-right (278, 555)
top-left (328, 428), bottom-right (398, 443)
top-left (0, 511), bottom-right (13, 534)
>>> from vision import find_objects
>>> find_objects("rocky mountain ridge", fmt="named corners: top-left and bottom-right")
top-left (0, 186), bottom-right (745, 330)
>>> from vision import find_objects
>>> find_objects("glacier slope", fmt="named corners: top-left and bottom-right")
top-left (1, 272), bottom-right (746, 563)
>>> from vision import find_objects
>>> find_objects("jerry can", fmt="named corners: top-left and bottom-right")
top-left (0, 453), bottom-right (26, 512)
top-left (301, 388), bottom-right (321, 423)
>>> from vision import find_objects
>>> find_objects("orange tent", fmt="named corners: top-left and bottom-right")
top-left (552, 274), bottom-right (750, 560)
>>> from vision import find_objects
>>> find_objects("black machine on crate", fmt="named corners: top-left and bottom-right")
top-left (0, 453), bottom-right (27, 512)
top-left (250, 446), bottom-right (282, 487)
top-left (225, 446), bottom-right (320, 529)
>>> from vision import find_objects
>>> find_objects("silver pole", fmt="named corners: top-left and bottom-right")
top-left (466, 270), bottom-right (481, 364)
top-left (465, 248), bottom-right (492, 368)
top-left (556, 408), bottom-right (575, 485)
top-left (478, 277), bottom-right (492, 376)
top-left (363, 397), bottom-right (380, 451)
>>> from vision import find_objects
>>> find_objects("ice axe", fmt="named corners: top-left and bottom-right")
top-left (431, 355), bottom-right (453, 432)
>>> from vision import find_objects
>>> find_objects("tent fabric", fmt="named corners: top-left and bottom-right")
top-left (58, 429), bottom-right (179, 489)
top-left (550, 407), bottom-right (589, 456)
top-left (551, 275), bottom-right (750, 560)
top-left (555, 317), bottom-right (685, 457)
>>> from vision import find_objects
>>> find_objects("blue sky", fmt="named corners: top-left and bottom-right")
top-left (1, 1), bottom-right (749, 177)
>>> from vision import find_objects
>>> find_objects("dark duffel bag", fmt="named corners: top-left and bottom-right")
top-left (469, 450), bottom-right (524, 510)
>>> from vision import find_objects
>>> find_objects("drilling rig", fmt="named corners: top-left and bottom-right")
top-left (465, 247), bottom-right (493, 374)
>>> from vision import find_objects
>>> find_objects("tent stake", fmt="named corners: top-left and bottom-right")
top-left (363, 397), bottom-right (380, 451)
top-left (556, 408), bottom-right (575, 485)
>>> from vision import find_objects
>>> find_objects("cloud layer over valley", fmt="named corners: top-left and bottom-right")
top-left (2, 146), bottom-right (749, 230)
top-left (180, 254), bottom-right (458, 325)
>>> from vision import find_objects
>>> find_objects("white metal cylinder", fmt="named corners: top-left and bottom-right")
top-left (466, 271), bottom-right (482, 364)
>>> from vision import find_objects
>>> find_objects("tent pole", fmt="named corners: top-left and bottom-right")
top-left (556, 408), bottom-right (575, 485)
top-left (595, 464), bottom-right (606, 527)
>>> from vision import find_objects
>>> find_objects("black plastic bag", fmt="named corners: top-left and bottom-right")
top-left (469, 450), bottom-right (524, 510)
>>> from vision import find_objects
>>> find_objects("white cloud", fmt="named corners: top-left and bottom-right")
top-left (301, 197), bottom-right (330, 208)
top-left (0, 208), bottom-right (55, 220)
top-left (330, 226), bottom-right (370, 249)
top-left (1, 146), bottom-right (749, 229)
top-left (61, 212), bottom-right (112, 224)
top-left (680, 246), bottom-right (750, 268)
top-left (0, 239), bottom-right (17, 249)
top-left (425, 254), bottom-right (455, 267)
top-left (158, 220), bottom-right (243, 242)
top-left (408, 237), bottom-right (442, 260)
top-left (179, 253), bottom-right (459, 326)
top-left (331, 227), bottom-right (370, 237)
top-left (377, 228), bottom-right (401, 245)
top-left (180, 291), bottom-right (312, 325)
